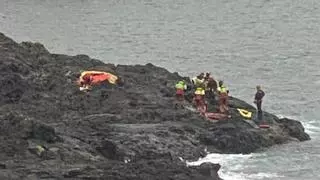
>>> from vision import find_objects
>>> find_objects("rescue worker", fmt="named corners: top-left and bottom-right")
top-left (254, 85), bottom-right (265, 122)
top-left (175, 80), bottom-right (187, 102)
top-left (217, 80), bottom-right (229, 114)
top-left (204, 72), bottom-right (218, 103)
top-left (193, 84), bottom-right (207, 114)
top-left (191, 73), bottom-right (205, 89)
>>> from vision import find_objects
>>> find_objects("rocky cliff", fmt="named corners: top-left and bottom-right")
top-left (0, 33), bottom-right (310, 180)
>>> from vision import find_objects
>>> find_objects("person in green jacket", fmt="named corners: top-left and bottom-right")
top-left (175, 80), bottom-right (187, 103)
top-left (217, 80), bottom-right (229, 114)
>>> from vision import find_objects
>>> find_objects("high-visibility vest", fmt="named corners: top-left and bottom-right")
top-left (218, 85), bottom-right (228, 94)
top-left (195, 87), bottom-right (205, 95)
top-left (192, 77), bottom-right (204, 87)
top-left (175, 83), bottom-right (184, 90)
top-left (176, 83), bottom-right (187, 90)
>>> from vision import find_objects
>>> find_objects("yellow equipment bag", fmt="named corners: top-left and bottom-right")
top-left (237, 108), bottom-right (252, 119)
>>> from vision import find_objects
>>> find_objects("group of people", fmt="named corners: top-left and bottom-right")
top-left (175, 72), bottom-right (265, 122)
top-left (75, 69), bottom-right (265, 122)
top-left (192, 72), bottom-right (230, 114)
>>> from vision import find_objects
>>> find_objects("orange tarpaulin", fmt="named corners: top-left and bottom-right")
top-left (79, 71), bottom-right (118, 85)
top-left (90, 73), bottom-right (115, 84)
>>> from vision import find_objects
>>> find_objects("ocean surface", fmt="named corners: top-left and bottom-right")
top-left (1, 0), bottom-right (319, 179)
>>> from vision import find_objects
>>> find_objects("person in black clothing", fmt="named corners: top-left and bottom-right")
top-left (254, 85), bottom-right (265, 121)
top-left (204, 72), bottom-right (218, 104)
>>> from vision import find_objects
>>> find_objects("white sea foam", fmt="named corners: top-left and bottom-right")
top-left (187, 153), bottom-right (252, 180)
top-left (302, 121), bottom-right (320, 135)
top-left (276, 114), bottom-right (299, 120)
top-left (187, 153), bottom-right (284, 180)
top-left (220, 172), bottom-right (284, 180)
top-left (187, 153), bottom-right (252, 166)
top-left (246, 172), bottom-right (284, 179)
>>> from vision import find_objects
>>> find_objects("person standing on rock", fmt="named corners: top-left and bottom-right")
top-left (191, 73), bottom-right (208, 113)
top-left (193, 86), bottom-right (207, 114)
top-left (175, 80), bottom-right (187, 106)
top-left (204, 72), bottom-right (218, 104)
top-left (254, 85), bottom-right (265, 122)
top-left (191, 73), bottom-right (205, 89)
top-left (217, 80), bottom-right (229, 114)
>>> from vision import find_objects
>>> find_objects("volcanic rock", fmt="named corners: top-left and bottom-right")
top-left (0, 32), bottom-right (310, 179)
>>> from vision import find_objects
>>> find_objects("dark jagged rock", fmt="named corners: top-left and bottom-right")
top-left (0, 32), bottom-right (310, 179)
top-left (29, 123), bottom-right (61, 143)
top-left (278, 118), bottom-right (310, 141)
top-left (0, 163), bottom-right (6, 169)
top-left (190, 163), bottom-right (222, 180)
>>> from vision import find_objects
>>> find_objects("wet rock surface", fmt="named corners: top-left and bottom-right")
top-left (0, 33), bottom-right (310, 179)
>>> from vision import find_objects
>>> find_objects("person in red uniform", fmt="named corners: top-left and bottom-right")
top-left (254, 85), bottom-right (265, 122)
top-left (175, 80), bottom-right (187, 105)
top-left (193, 85), bottom-right (207, 115)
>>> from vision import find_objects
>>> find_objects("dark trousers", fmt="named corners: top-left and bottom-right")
top-left (205, 90), bottom-right (215, 104)
top-left (256, 100), bottom-right (263, 121)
